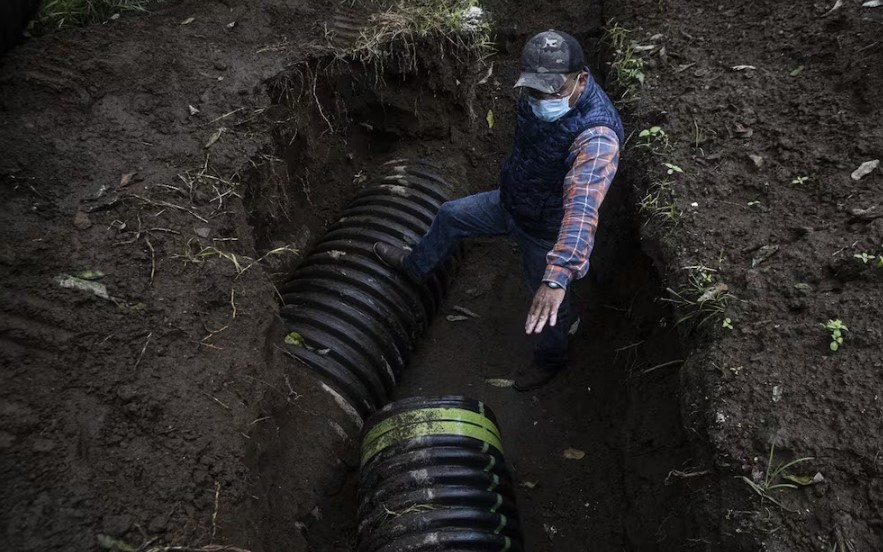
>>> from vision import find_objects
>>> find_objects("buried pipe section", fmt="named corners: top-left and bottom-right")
top-left (277, 160), bottom-right (456, 419)
top-left (357, 396), bottom-right (524, 552)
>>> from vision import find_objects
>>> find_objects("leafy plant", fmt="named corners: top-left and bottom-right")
top-left (791, 175), bottom-right (810, 185)
top-left (854, 252), bottom-right (876, 264)
top-left (662, 266), bottom-right (735, 327)
top-left (663, 162), bottom-right (684, 175)
top-left (637, 126), bottom-right (668, 150)
top-left (739, 443), bottom-right (814, 512)
top-left (722, 317), bottom-right (733, 330)
top-left (603, 23), bottom-right (646, 95)
top-left (638, 182), bottom-right (680, 226)
top-left (821, 319), bottom-right (847, 352)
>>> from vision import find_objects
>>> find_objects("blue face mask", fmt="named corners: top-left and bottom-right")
top-left (527, 80), bottom-right (579, 122)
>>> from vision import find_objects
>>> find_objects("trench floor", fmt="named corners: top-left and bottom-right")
top-left (391, 236), bottom-right (689, 551)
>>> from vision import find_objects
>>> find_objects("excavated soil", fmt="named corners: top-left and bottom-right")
top-left (1, 0), bottom-right (880, 551)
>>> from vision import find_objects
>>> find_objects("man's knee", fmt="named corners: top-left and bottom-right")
top-left (434, 200), bottom-right (460, 227)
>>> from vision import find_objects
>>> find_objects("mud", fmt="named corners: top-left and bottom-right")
top-left (1, 0), bottom-right (881, 551)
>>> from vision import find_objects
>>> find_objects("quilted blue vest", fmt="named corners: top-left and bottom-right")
top-left (499, 70), bottom-right (624, 239)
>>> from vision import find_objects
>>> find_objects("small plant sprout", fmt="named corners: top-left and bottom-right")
top-left (791, 175), bottom-right (810, 185)
top-left (854, 252), bottom-right (876, 264)
top-left (637, 126), bottom-right (668, 149)
top-left (722, 317), bottom-right (733, 330)
top-left (663, 162), bottom-right (684, 175)
top-left (738, 443), bottom-right (814, 512)
top-left (663, 266), bottom-right (735, 327)
top-left (747, 200), bottom-right (762, 208)
top-left (821, 319), bottom-right (847, 351)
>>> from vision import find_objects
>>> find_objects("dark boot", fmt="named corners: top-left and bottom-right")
top-left (514, 361), bottom-right (564, 392)
top-left (373, 242), bottom-right (408, 272)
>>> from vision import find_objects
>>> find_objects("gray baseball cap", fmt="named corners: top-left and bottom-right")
top-left (514, 30), bottom-right (585, 94)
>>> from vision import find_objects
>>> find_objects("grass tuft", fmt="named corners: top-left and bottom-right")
top-left (346, 0), bottom-right (494, 76)
top-left (36, 0), bottom-right (150, 31)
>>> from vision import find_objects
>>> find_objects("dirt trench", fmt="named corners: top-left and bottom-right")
top-left (242, 5), bottom-right (709, 551)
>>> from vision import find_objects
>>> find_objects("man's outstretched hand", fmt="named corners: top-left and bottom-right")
top-left (525, 284), bottom-right (566, 334)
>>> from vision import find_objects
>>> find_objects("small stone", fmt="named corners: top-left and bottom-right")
top-left (194, 227), bottom-right (211, 238)
top-left (74, 211), bottom-right (93, 230)
top-left (851, 159), bottom-right (879, 181)
top-left (214, 61), bottom-right (228, 71)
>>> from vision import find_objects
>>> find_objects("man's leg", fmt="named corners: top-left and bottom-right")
top-left (512, 228), bottom-right (572, 390)
top-left (375, 190), bottom-right (510, 281)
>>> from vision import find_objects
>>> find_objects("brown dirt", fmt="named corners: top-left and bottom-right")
top-left (607, 1), bottom-right (883, 550)
top-left (1, 0), bottom-right (881, 551)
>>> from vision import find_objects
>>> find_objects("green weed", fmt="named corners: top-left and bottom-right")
top-left (738, 443), bottom-right (814, 512)
top-left (637, 126), bottom-right (668, 151)
top-left (821, 319), bottom-right (847, 352)
top-left (638, 182), bottom-right (681, 226)
top-left (663, 266), bottom-right (734, 327)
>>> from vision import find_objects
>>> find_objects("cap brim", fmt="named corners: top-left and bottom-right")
top-left (513, 72), bottom-right (567, 94)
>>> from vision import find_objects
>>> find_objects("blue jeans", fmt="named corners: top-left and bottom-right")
top-left (403, 190), bottom-right (571, 368)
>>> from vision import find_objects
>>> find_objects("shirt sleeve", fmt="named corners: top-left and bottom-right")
top-left (543, 126), bottom-right (620, 288)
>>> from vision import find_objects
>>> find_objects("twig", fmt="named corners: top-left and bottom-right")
top-left (230, 289), bottom-right (237, 319)
top-left (310, 69), bottom-right (334, 133)
top-left (640, 359), bottom-right (684, 376)
top-left (202, 325), bottom-right (229, 342)
top-left (145, 237), bottom-right (156, 285)
top-left (615, 341), bottom-right (644, 352)
top-left (211, 480), bottom-right (221, 539)
top-left (200, 107), bottom-right (246, 127)
top-left (128, 194), bottom-right (209, 223)
top-left (202, 392), bottom-right (230, 410)
top-left (135, 332), bottom-right (153, 369)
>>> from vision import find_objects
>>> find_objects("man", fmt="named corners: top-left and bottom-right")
top-left (374, 30), bottom-right (623, 391)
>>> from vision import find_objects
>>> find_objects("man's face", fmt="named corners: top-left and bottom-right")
top-left (521, 72), bottom-right (587, 107)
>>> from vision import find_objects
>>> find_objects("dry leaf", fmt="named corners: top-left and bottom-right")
top-left (563, 448), bottom-right (586, 460)
top-left (446, 314), bottom-right (470, 322)
top-left (752, 244), bottom-right (780, 267)
top-left (731, 65), bottom-right (757, 71)
top-left (519, 481), bottom-right (538, 489)
top-left (204, 127), bottom-right (226, 149)
top-left (822, 0), bottom-right (844, 17)
top-left (485, 378), bottom-right (514, 388)
top-left (486, 109), bottom-right (495, 129)
top-left (697, 282), bottom-right (729, 303)
top-left (453, 305), bottom-right (481, 319)
top-left (181, 17), bottom-right (195, 25)
top-left (188, 104), bottom-right (200, 116)
top-left (783, 472), bottom-right (824, 486)
top-left (119, 171), bottom-right (137, 187)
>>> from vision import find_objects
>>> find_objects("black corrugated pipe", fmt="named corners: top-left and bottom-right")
top-left (357, 396), bottom-right (524, 552)
top-left (277, 160), bottom-right (456, 419)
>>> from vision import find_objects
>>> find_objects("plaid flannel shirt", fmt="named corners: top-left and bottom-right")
top-left (542, 126), bottom-right (620, 288)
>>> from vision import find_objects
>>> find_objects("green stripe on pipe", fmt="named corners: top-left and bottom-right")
top-left (363, 407), bottom-right (502, 446)
top-left (499, 536), bottom-right (512, 551)
top-left (490, 493), bottom-right (503, 513)
top-left (361, 420), bottom-right (504, 466)
top-left (494, 514), bottom-right (508, 534)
